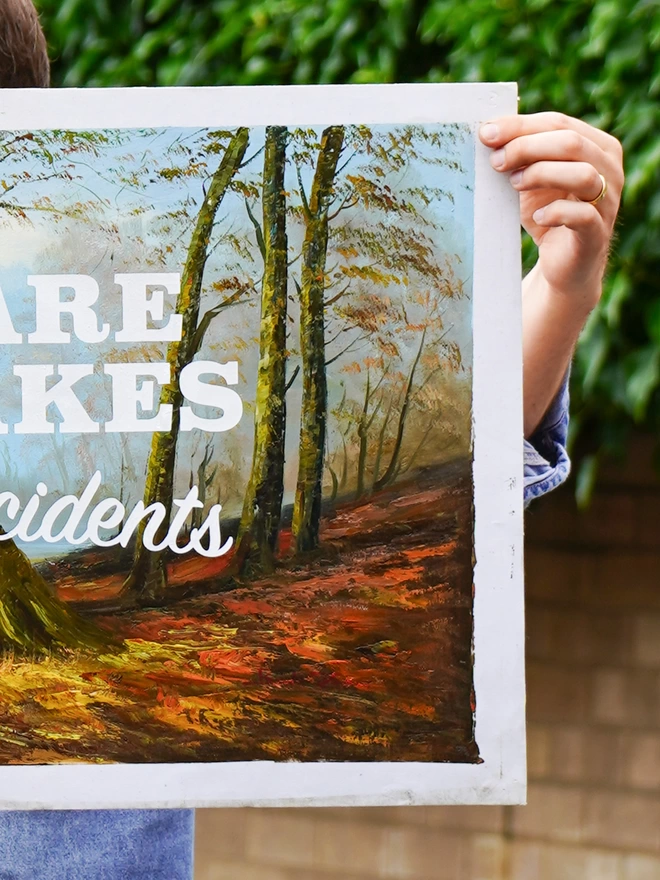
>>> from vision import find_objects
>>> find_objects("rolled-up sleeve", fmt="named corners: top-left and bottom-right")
top-left (524, 373), bottom-right (571, 505)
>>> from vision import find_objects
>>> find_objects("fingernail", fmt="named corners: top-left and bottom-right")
top-left (532, 207), bottom-right (545, 223)
top-left (490, 148), bottom-right (505, 169)
top-left (480, 122), bottom-right (499, 142)
top-left (510, 170), bottom-right (523, 186)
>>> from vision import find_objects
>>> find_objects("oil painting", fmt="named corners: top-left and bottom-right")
top-left (0, 84), bottom-right (524, 806)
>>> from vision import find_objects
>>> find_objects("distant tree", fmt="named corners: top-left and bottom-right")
top-left (189, 437), bottom-right (217, 533)
top-left (291, 124), bottom-right (466, 547)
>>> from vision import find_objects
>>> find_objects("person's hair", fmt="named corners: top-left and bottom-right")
top-left (0, 0), bottom-right (49, 88)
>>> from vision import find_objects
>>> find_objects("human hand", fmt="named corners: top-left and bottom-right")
top-left (479, 112), bottom-right (624, 315)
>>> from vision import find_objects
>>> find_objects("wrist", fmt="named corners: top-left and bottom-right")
top-left (523, 264), bottom-right (602, 327)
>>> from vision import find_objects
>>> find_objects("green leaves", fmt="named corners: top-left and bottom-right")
top-left (625, 346), bottom-right (660, 422)
top-left (35, 0), bottom-right (660, 489)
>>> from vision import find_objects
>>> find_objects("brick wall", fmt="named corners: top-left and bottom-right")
top-left (196, 438), bottom-right (660, 880)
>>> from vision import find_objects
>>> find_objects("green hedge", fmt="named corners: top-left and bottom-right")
top-left (37, 0), bottom-right (660, 498)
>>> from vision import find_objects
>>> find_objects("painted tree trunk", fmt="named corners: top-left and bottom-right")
top-left (123, 128), bottom-right (249, 603)
top-left (292, 126), bottom-right (344, 553)
top-left (0, 537), bottom-right (114, 654)
top-left (373, 326), bottom-right (427, 493)
top-left (192, 441), bottom-right (215, 532)
top-left (234, 126), bottom-right (289, 575)
top-left (356, 372), bottom-right (371, 499)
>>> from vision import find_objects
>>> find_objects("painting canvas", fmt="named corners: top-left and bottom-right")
top-left (0, 85), bottom-right (524, 807)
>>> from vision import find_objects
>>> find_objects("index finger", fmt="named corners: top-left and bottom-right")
top-left (479, 111), bottom-right (619, 156)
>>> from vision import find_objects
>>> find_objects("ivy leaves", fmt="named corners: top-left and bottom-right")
top-left (37, 0), bottom-right (660, 493)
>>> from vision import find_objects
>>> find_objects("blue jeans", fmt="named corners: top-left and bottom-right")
top-left (0, 810), bottom-right (194, 879)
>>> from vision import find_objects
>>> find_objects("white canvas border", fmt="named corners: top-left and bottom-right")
top-left (0, 83), bottom-right (524, 808)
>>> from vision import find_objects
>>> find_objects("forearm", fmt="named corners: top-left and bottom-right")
top-left (479, 114), bottom-right (622, 442)
top-left (522, 263), bottom-right (600, 438)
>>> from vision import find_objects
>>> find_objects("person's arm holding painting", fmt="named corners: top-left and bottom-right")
top-left (479, 113), bottom-right (624, 501)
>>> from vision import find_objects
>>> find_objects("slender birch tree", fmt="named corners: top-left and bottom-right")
top-left (291, 125), bottom-right (344, 553)
top-left (123, 127), bottom-right (250, 602)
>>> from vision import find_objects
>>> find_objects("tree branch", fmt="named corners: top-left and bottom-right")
top-left (191, 289), bottom-right (249, 355)
top-left (324, 332), bottom-right (369, 367)
top-left (372, 326), bottom-right (427, 493)
top-left (328, 195), bottom-right (359, 222)
top-left (244, 198), bottom-right (266, 261)
top-left (240, 145), bottom-right (265, 169)
top-left (285, 365), bottom-right (301, 394)
top-left (325, 282), bottom-right (352, 307)
top-left (326, 325), bottom-right (350, 347)
top-left (407, 326), bottom-right (454, 401)
top-left (335, 148), bottom-right (358, 178)
top-left (369, 368), bottom-right (388, 402)
top-left (0, 202), bottom-right (69, 218)
top-left (399, 419), bottom-right (440, 477)
top-left (366, 398), bottom-right (383, 430)
top-left (296, 164), bottom-right (312, 221)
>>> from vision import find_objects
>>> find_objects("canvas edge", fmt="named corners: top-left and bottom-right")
top-left (470, 83), bottom-right (526, 805)
top-left (0, 82), bottom-right (525, 808)
top-left (0, 82), bottom-right (517, 127)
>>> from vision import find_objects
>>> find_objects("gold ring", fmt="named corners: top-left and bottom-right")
top-left (587, 173), bottom-right (608, 206)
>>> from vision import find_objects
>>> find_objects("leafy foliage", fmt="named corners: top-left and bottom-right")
top-left (36, 0), bottom-right (660, 486)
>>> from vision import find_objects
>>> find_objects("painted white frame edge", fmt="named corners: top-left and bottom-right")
top-left (0, 82), bottom-right (524, 808)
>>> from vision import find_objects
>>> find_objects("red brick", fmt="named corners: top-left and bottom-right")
top-left (578, 554), bottom-right (660, 611)
top-left (632, 615), bottom-right (660, 667)
top-left (314, 819), bottom-right (387, 875)
top-left (194, 809), bottom-right (248, 862)
top-left (379, 825), bottom-right (467, 879)
top-left (526, 724), bottom-right (551, 780)
top-left (424, 806), bottom-right (505, 834)
top-left (467, 833), bottom-right (506, 880)
top-left (583, 791), bottom-right (660, 852)
top-left (525, 550), bottom-right (584, 604)
top-left (622, 854), bottom-right (660, 879)
top-left (526, 663), bottom-right (590, 724)
top-left (619, 733), bottom-right (660, 791)
top-left (591, 669), bottom-right (660, 728)
top-left (244, 812), bottom-right (316, 869)
top-left (511, 783), bottom-right (583, 843)
top-left (510, 841), bottom-right (543, 880)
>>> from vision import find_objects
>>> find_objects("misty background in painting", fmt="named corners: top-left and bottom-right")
top-left (0, 124), bottom-right (477, 764)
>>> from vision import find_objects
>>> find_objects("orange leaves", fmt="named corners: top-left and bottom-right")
top-left (338, 262), bottom-right (400, 287)
top-left (0, 467), bottom-right (476, 764)
top-left (156, 689), bottom-right (181, 712)
top-left (345, 173), bottom-right (416, 215)
top-left (363, 356), bottom-right (384, 371)
top-left (334, 293), bottom-right (400, 361)
top-left (378, 340), bottom-right (400, 358)
top-left (158, 161), bottom-right (208, 180)
top-left (210, 275), bottom-right (251, 293)
top-left (198, 648), bottom-right (251, 674)
top-left (229, 179), bottom-right (259, 200)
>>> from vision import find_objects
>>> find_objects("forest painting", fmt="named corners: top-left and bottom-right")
top-left (0, 121), bottom-right (477, 766)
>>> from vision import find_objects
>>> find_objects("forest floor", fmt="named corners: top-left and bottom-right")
top-left (0, 459), bottom-right (479, 764)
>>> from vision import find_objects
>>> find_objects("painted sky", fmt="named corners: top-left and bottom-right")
top-left (0, 124), bottom-right (474, 558)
